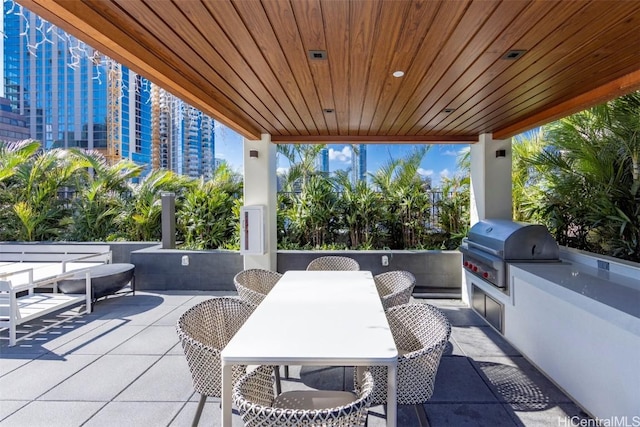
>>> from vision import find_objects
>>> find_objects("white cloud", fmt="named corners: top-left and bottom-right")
top-left (439, 168), bottom-right (451, 180)
top-left (417, 167), bottom-right (434, 177)
top-left (442, 146), bottom-right (469, 157)
top-left (277, 167), bottom-right (289, 175)
top-left (328, 146), bottom-right (352, 163)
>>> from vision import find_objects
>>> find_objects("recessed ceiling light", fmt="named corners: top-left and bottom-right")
top-left (308, 50), bottom-right (327, 60)
top-left (323, 109), bottom-right (334, 114)
top-left (392, 70), bottom-right (405, 78)
top-left (501, 49), bottom-right (527, 60)
top-left (442, 108), bottom-right (456, 114)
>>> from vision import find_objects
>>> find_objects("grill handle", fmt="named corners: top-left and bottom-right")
top-left (462, 238), bottom-right (504, 258)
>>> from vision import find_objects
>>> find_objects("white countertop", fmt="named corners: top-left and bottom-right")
top-left (510, 261), bottom-right (640, 319)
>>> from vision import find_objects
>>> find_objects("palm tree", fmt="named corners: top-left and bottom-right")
top-left (370, 146), bottom-right (431, 248)
top-left (334, 170), bottom-right (383, 248)
top-left (68, 151), bottom-right (144, 241)
top-left (178, 163), bottom-right (243, 249)
top-left (117, 170), bottom-right (192, 241)
top-left (521, 91), bottom-right (640, 260)
top-left (3, 145), bottom-right (87, 241)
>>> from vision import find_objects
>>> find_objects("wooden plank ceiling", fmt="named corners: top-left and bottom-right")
top-left (17, 0), bottom-right (640, 143)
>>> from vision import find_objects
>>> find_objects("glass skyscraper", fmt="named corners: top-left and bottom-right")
top-left (351, 144), bottom-right (367, 184)
top-left (2, 2), bottom-right (151, 166)
top-left (2, 2), bottom-right (215, 179)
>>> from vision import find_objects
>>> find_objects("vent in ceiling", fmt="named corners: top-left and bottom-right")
top-left (501, 50), bottom-right (527, 60)
top-left (308, 50), bottom-right (327, 60)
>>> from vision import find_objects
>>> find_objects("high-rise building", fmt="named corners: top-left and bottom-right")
top-left (317, 147), bottom-right (329, 174)
top-left (152, 87), bottom-right (216, 179)
top-left (0, 97), bottom-right (29, 142)
top-left (351, 144), bottom-right (367, 184)
top-left (2, 3), bottom-right (152, 167)
top-left (3, 2), bottom-right (215, 180)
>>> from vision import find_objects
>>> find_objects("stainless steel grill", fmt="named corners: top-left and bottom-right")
top-left (460, 219), bottom-right (559, 291)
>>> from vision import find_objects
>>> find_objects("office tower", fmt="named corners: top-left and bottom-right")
top-left (2, 3), bottom-right (152, 168)
top-left (317, 147), bottom-right (329, 174)
top-left (0, 97), bottom-right (29, 142)
top-left (3, 3), bottom-right (216, 179)
top-left (351, 144), bottom-right (367, 184)
top-left (151, 86), bottom-right (216, 179)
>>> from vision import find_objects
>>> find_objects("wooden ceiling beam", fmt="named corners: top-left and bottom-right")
top-left (493, 69), bottom-right (640, 140)
top-left (271, 135), bottom-right (476, 144)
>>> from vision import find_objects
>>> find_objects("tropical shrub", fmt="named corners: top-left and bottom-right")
top-left (513, 91), bottom-right (640, 262)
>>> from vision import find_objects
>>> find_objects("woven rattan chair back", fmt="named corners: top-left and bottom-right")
top-left (306, 256), bottom-right (360, 271)
top-left (176, 297), bottom-right (256, 426)
top-left (233, 365), bottom-right (374, 427)
top-left (234, 269), bottom-right (283, 305)
top-left (361, 302), bottom-right (451, 406)
top-left (374, 270), bottom-right (416, 310)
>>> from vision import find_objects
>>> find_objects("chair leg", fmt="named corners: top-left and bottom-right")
top-left (415, 404), bottom-right (431, 427)
top-left (274, 366), bottom-right (282, 395)
top-left (284, 365), bottom-right (289, 379)
top-left (192, 394), bottom-right (206, 427)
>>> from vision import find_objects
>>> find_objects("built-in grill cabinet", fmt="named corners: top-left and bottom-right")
top-left (460, 219), bottom-right (561, 334)
top-left (460, 219), bottom-right (560, 293)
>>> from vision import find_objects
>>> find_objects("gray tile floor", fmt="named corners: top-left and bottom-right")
top-left (0, 291), bottom-right (591, 427)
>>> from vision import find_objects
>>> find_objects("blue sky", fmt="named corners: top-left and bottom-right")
top-left (214, 123), bottom-right (469, 188)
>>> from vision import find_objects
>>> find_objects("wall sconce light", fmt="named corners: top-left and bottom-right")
top-left (495, 149), bottom-right (506, 158)
top-left (249, 150), bottom-right (259, 159)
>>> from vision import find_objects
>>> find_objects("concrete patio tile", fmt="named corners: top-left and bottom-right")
top-left (170, 401), bottom-right (246, 427)
top-left (366, 405), bottom-right (422, 427)
top-left (39, 354), bottom-right (160, 401)
top-left (0, 400), bottom-right (29, 420)
top-left (430, 356), bottom-right (498, 403)
top-left (50, 323), bottom-right (146, 355)
top-left (423, 402), bottom-right (518, 426)
top-left (0, 400), bottom-right (105, 427)
top-left (92, 303), bottom-right (179, 326)
top-left (505, 402), bottom-right (592, 427)
top-left (0, 354), bottom-right (99, 400)
top-left (451, 326), bottom-right (520, 358)
top-left (0, 355), bottom-right (34, 377)
top-left (115, 355), bottom-right (194, 402)
top-left (96, 292), bottom-right (184, 307)
top-left (83, 401), bottom-right (183, 427)
top-left (109, 325), bottom-right (178, 355)
top-left (437, 305), bottom-right (488, 327)
top-left (471, 355), bottom-right (576, 405)
top-left (167, 341), bottom-right (185, 355)
top-left (35, 315), bottom-right (125, 351)
top-left (152, 304), bottom-right (193, 326)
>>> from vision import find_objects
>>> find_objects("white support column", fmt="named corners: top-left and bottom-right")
top-left (470, 133), bottom-right (512, 225)
top-left (243, 134), bottom-right (277, 270)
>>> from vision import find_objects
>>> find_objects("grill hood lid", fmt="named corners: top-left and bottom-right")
top-left (466, 219), bottom-right (559, 261)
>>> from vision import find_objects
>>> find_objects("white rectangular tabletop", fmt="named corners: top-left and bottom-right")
top-left (221, 270), bottom-right (398, 426)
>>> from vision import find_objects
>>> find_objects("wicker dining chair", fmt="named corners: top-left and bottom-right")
top-left (374, 270), bottom-right (416, 310)
top-left (234, 269), bottom-right (283, 306)
top-left (234, 365), bottom-right (374, 427)
top-left (358, 302), bottom-right (451, 423)
top-left (306, 256), bottom-right (360, 271)
top-left (176, 297), bottom-right (257, 427)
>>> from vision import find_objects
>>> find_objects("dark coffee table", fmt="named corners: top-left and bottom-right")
top-left (57, 263), bottom-right (135, 300)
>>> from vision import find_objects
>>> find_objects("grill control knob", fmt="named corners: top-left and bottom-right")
top-left (463, 261), bottom-right (468, 267)
top-left (483, 272), bottom-right (489, 278)
top-left (472, 265), bottom-right (478, 272)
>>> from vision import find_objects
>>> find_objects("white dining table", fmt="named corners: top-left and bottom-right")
top-left (221, 269), bottom-right (398, 427)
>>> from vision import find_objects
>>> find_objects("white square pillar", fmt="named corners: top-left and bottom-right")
top-left (243, 134), bottom-right (277, 270)
top-left (470, 133), bottom-right (512, 225)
